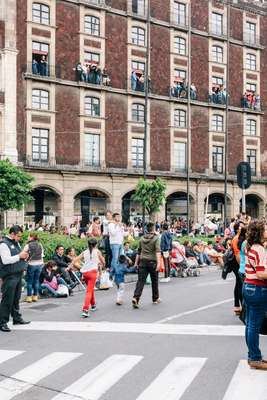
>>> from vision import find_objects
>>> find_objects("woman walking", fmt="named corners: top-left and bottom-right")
top-left (24, 233), bottom-right (44, 303)
top-left (231, 222), bottom-right (245, 315)
top-left (75, 238), bottom-right (105, 318)
top-left (243, 220), bottom-right (267, 370)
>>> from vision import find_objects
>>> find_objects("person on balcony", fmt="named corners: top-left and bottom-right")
top-left (32, 59), bottom-right (39, 75)
top-left (190, 83), bottom-right (197, 100)
top-left (39, 55), bottom-right (48, 76)
top-left (75, 62), bottom-right (84, 82)
top-left (131, 70), bottom-right (138, 91)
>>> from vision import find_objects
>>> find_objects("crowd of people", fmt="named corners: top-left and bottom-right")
top-left (241, 91), bottom-right (261, 111)
top-left (1, 210), bottom-right (267, 372)
top-left (75, 62), bottom-right (111, 86)
top-left (209, 84), bottom-right (228, 105)
top-left (32, 56), bottom-right (49, 76)
top-left (170, 80), bottom-right (197, 100)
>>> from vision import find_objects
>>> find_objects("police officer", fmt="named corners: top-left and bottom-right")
top-left (0, 225), bottom-right (30, 332)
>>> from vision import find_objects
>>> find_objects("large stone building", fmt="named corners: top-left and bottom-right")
top-left (1, 0), bottom-right (267, 226)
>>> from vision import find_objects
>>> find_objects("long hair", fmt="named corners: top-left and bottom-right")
top-left (88, 238), bottom-right (98, 255)
top-left (237, 227), bottom-right (247, 250)
top-left (246, 220), bottom-right (265, 252)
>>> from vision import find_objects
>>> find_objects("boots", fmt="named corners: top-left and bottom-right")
top-left (25, 296), bottom-right (32, 303)
top-left (249, 360), bottom-right (267, 370)
top-left (32, 296), bottom-right (38, 302)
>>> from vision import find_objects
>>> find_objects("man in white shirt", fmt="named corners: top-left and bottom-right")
top-left (0, 226), bottom-right (29, 332)
top-left (102, 211), bottom-right (113, 268)
top-left (108, 213), bottom-right (128, 272)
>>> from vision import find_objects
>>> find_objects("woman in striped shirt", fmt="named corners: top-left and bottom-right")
top-left (243, 220), bottom-right (267, 370)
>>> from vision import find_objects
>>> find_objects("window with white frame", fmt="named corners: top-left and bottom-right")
top-left (84, 52), bottom-right (100, 64)
top-left (32, 89), bottom-right (49, 110)
top-left (211, 114), bottom-right (224, 132)
top-left (132, 0), bottom-right (145, 16)
top-left (84, 133), bottom-right (100, 166)
top-left (132, 103), bottom-right (145, 122)
top-left (132, 138), bottom-right (144, 168)
top-left (85, 97), bottom-right (100, 117)
top-left (32, 128), bottom-right (49, 161)
top-left (84, 15), bottom-right (100, 36)
top-left (132, 60), bottom-right (145, 72)
top-left (246, 148), bottom-right (257, 176)
top-left (174, 69), bottom-right (186, 80)
top-left (132, 26), bottom-right (145, 46)
top-left (246, 82), bottom-right (257, 93)
top-left (211, 12), bottom-right (223, 36)
top-left (174, 142), bottom-right (186, 171)
top-left (174, 36), bottom-right (186, 55)
top-left (246, 53), bottom-right (257, 71)
top-left (212, 145), bottom-right (223, 174)
top-left (174, 109), bottom-right (186, 128)
top-left (212, 76), bottom-right (224, 86)
top-left (245, 21), bottom-right (256, 44)
top-left (212, 45), bottom-right (223, 63)
top-left (246, 119), bottom-right (257, 136)
top-left (32, 3), bottom-right (50, 25)
top-left (173, 2), bottom-right (187, 26)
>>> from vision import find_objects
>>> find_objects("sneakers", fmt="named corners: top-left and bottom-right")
top-left (248, 360), bottom-right (267, 370)
top-left (153, 298), bottom-right (161, 305)
top-left (132, 298), bottom-right (139, 309)
top-left (91, 305), bottom-right (97, 312)
top-left (32, 296), bottom-right (38, 302)
top-left (160, 277), bottom-right (170, 283)
top-left (116, 301), bottom-right (123, 306)
top-left (81, 310), bottom-right (89, 318)
top-left (25, 296), bottom-right (32, 303)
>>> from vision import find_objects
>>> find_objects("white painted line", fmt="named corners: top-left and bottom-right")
top-left (196, 278), bottom-right (234, 287)
top-left (12, 321), bottom-right (245, 336)
top-left (136, 357), bottom-right (207, 400)
top-left (223, 360), bottom-right (267, 400)
top-left (155, 298), bottom-right (233, 324)
top-left (0, 350), bottom-right (24, 364)
top-left (51, 354), bottom-right (143, 400)
top-left (0, 352), bottom-right (82, 400)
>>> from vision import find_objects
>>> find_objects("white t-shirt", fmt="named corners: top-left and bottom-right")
top-left (80, 248), bottom-right (99, 273)
top-left (108, 223), bottom-right (127, 245)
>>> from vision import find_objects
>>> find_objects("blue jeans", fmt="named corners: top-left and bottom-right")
top-left (110, 244), bottom-right (123, 271)
top-left (243, 283), bottom-right (267, 361)
top-left (26, 264), bottom-right (42, 296)
top-left (39, 278), bottom-right (68, 297)
top-left (198, 253), bottom-right (211, 266)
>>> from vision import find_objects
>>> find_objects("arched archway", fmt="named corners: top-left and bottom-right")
top-left (165, 192), bottom-right (194, 221)
top-left (122, 190), bottom-right (145, 224)
top-left (239, 194), bottom-right (264, 219)
top-left (204, 193), bottom-right (231, 221)
top-left (74, 189), bottom-right (110, 227)
top-left (25, 186), bottom-right (61, 225)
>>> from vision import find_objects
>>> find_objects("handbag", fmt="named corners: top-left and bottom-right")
top-left (221, 248), bottom-right (237, 280)
top-left (56, 284), bottom-right (69, 296)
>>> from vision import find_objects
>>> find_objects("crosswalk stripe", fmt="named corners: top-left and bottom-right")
top-left (51, 354), bottom-right (143, 400)
top-left (0, 350), bottom-right (24, 365)
top-left (0, 352), bottom-right (82, 400)
top-left (223, 360), bottom-right (267, 400)
top-left (136, 357), bottom-right (207, 400)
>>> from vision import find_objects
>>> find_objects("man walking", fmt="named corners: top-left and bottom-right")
top-left (108, 213), bottom-right (128, 272)
top-left (0, 226), bottom-right (30, 332)
top-left (132, 222), bottom-right (161, 308)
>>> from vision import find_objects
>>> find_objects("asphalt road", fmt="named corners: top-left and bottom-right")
top-left (0, 268), bottom-right (267, 400)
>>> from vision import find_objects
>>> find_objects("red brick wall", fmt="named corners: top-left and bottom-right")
top-left (55, 86), bottom-right (80, 164)
top-left (229, 44), bottom-right (243, 108)
top-left (230, 8), bottom-right (243, 41)
top-left (105, 14), bottom-right (127, 90)
top-left (0, 20), bottom-right (5, 48)
top-left (106, 0), bottom-right (127, 11)
top-left (191, 106), bottom-right (209, 173)
top-left (191, 0), bottom-right (209, 32)
top-left (105, 93), bottom-right (128, 168)
top-left (150, 100), bottom-right (170, 171)
top-left (228, 111), bottom-right (243, 174)
top-left (191, 35), bottom-right (209, 102)
top-left (150, 25), bottom-right (170, 97)
top-left (16, 0), bottom-right (27, 161)
top-left (56, 1), bottom-right (79, 81)
top-left (151, 0), bottom-right (169, 22)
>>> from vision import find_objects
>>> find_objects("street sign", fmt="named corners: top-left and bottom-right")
top-left (237, 162), bottom-right (251, 190)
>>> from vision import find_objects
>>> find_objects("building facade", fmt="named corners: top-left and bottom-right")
top-left (2, 0), bottom-right (267, 226)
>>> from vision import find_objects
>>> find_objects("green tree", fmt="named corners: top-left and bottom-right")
top-left (133, 177), bottom-right (166, 218)
top-left (0, 159), bottom-right (33, 212)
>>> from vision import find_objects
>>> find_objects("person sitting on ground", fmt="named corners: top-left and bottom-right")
top-left (124, 242), bottom-right (136, 266)
top-left (52, 245), bottom-right (77, 289)
top-left (65, 247), bottom-right (81, 273)
top-left (183, 240), bottom-right (198, 261)
top-left (39, 261), bottom-right (69, 298)
top-left (192, 241), bottom-right (211, 266)
top-left (204, 241), bottom-right (224, 267)
top-left (110, 255), bottom-right (136, 305)
top-left (213, 236), bottom-right (226, 253)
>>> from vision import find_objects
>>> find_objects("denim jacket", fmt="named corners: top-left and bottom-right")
top-left (110, 262), bottom-right (135, 284)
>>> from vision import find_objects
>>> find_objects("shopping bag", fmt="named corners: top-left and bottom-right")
top-left (56, 284), bottom-right (69, 296)
top-left (99, 271), bottom-right (112, 290)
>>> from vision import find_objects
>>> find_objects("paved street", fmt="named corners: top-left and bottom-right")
top-left (0, 269), bottom-right (267, 400)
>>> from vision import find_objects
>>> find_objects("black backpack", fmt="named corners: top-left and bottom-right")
top-left (221, 248), bottom-right (238, 280)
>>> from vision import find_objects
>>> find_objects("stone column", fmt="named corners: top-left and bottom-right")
top-left (62, 174), bottom-right (76, 226)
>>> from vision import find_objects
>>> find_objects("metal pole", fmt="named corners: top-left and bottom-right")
top-left (186, 2), bottom-right (192, 235)
top-left (142, 0), bottom-right (150, 227)
top-left (224, 2), bottom-right (230, 229)
top-left (242, 186), bottom-right (246, 214)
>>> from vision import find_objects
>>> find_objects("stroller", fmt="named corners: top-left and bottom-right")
top-left (170, 243), bottom-right (200, 278)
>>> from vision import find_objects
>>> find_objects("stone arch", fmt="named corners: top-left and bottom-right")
top-left (239, 193), bottom-right (265, 219)
top-left (165, 191), bottom-right (195, 221)
top-left (204, 192), bottom-right (232, 221)
top-left (74, 189), bottom-right (111, 227)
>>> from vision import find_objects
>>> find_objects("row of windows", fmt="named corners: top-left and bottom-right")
top-left (31, 127), bottom-right (258, 175)
top-left (31, 90), bottom-right (258, 134)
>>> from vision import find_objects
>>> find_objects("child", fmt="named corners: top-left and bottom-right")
top-left (110, 255), bottom-right (135, 305)
top-left (39, 261), bottom-right (68, 298)
top-left (75, 238), bottom-right (105, 318)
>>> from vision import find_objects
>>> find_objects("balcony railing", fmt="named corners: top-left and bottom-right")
top-left (243, 32), bottom-right (261, 47)
top-left (170, 13), bottom-right (189, 29)
top-left (23, 157), bottom-right (105, 170)
top-left (209, 24), bottom-right (228, 38)
top-left (170, 84), bottom-right (197, 100)
top-left (130, 73), bottom-right (151, 93)
top-left (75, 64), bottom-right (111, 86)
top-left (83, 0), bottom-right (106, 6)
top-left (241, 93), bottom-right (261, 111)
top-left (23, 63), bottom-right (61, 79)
